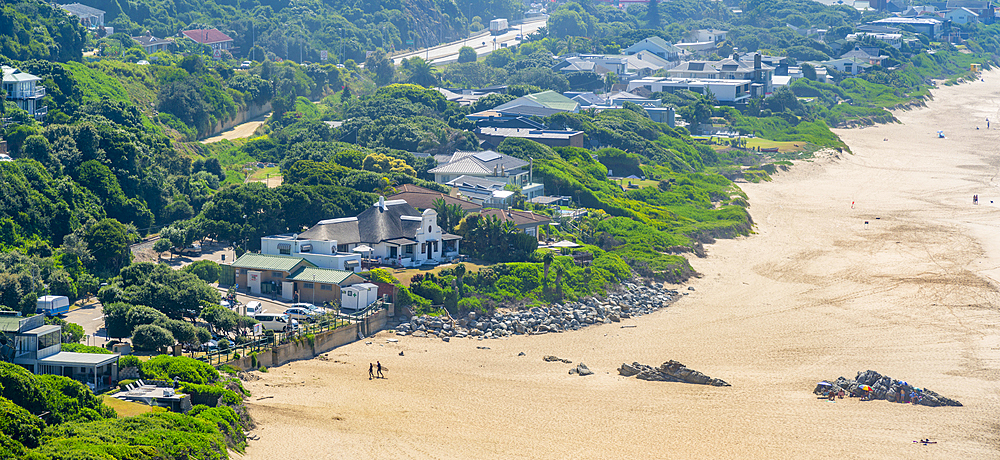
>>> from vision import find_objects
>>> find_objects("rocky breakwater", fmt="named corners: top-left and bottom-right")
top-left (394, 282), bottom-right (678, 340)
top-left (816, 370), bottom-right (962, 407)
top-left (618, 360), bottom-right (731, 386)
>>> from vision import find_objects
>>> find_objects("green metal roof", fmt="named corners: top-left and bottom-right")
top-left (231, 253), bottom-right (316, 272)
top-left (0, 316), bottom-right (24, 333)
top-left (286, 267), bottom-right (355, 285)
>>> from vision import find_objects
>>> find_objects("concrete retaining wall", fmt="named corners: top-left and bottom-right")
top-left (228, 310), bottom-right (389, 371)
top-left (205, 102), bottom-right (271, 138)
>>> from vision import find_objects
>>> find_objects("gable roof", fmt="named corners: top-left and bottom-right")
top-left (494, 91), bottom-right (580, 113)
top-left (428, 150), bottom-right (529, 176)
top-left (388, 184), bottom-right (482, 212)
top-left (480, 209), bottom-right (552, 227)
top-left (232, 253), bottom-right (316, 272)
top-left (946, 0), bottom-right (991, 9)
top-left (2, 66), bottom-right (41, 84)
top-left (182, 29), bottom-right (233, 44)
top-left (133, 34), bottom-right (172, 46)
top-left (296, 217), bottom-right (361, 244)
top-left (841, 47), bottom-right (878, 59)
top-left (59, 3), bottom-right (104, 16)
top-left (286, 266), bottom-right (357, 285)
top-left (624, 36), bottom-right (682, 54)
top-left (946, 6), bottom-right (980, 15)
top-left (356, 200), bottom-right (423, 244)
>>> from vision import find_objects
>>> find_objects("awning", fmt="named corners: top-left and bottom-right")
top-left (300, 243), bottom-right (312, 252)
top-left (441, 233), bottom-right (462, 241)
top-left (277, 243), bottom-right (291, 251)
top-left (385, 238), bottom-right (418, 246)
top-left (353, 245), bottom-right (373, 252)
top-left (345, 260), bottom-right (360, 267)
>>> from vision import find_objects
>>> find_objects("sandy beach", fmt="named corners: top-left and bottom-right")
top-left (242, 73), bottom-right (1000, 459)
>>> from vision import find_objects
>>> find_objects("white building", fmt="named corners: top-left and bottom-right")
top-left (945, 7), bottom-right (980, 25)
top-left (2, 66), bottom-right (46, 119)
top-left (263, 197), bottom-right (461, 269)
top-left (627, 77), bottom-right (752, 103)
top-left (621, 36), bottom-right (682, 61)
top-left (341, 283), bottom-right (379, 311)
top-left (845, 32), bottom-right (903, 49)
top-left (429, 151), bottom-right (543, 200)
top-left (59, 3), bottom-right (105, 27)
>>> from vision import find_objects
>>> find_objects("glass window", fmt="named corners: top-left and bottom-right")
top-left (321, 284), bottom-right (332, 291)
top-left (303, 283), bottom-right (314, 289)
top-left (279, 247), bottom-right (291, 255)
top-left (38, 331), bottom-right (60, 349)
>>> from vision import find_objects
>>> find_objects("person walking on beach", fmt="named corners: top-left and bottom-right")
top-left (376, 361), bottom-right (384, 378)
top-left (369, 363), bottom-right (374, 380)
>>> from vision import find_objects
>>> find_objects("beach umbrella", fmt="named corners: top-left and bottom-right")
top-left (817, 381), bottom-right (832, 387)
top-left (860, 385), bottom-right (873, 391)
top-left (353, 245), bottom-right (373, 253)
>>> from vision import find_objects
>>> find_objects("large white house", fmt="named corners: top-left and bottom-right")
top-left (262, 197), bottom-right (460, 269)
top-left (2, 66), bottom-right (46, 119)
top-left (628, 77), bottom-right (752, 103)
top-left (429, 150), bottom-right (543, 200)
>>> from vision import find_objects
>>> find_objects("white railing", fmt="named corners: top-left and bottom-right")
top-left (7, 86), bottom-right (45, 99)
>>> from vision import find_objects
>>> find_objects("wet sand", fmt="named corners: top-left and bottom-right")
top-left (242, 73), bottom-right (1000, 459)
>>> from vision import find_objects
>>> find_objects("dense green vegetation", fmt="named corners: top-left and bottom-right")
top-left (0, 358), bottom-right (250, 459)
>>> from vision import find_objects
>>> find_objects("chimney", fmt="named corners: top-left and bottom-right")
top-left (755, 53), bottom-right (761, 70)
top-left (378, 196), bottom-right (385, 210)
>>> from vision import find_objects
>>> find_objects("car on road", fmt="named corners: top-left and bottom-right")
top-left (283, 307), bottom-right (321, 322)
top-left (172, 244), bottom-right (201, 256)
top-left (253, 313), bottom-right (298, 332)
top-left (237, 301), bottom-right (265, 316)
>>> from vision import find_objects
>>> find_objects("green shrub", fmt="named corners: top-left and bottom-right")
top-left (179, 382), bottom-right (241, 406)
top-left (0, 362), bottom-right (115, 425)
top-left (117, 379), bottom-right (137, 391)
top-left (216, 365), bottom-right (240, 375)
top-left (34, 412), bottom-right (230, 458)
top-left (118, 355), bottom-right (141, 369)
top-left (60, 343), bottom-right (114, 354)
top-left (0, 396), bottom-right (44, 448)
top-left (141, 355), bottom-right (220, 385)
top-left (367, 268), bottom-right (398, 284)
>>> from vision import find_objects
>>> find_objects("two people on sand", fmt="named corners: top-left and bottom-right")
top-left (974, 194), bottom-right (979, 205)
top-left (368, 362), bottom-right (384, 380)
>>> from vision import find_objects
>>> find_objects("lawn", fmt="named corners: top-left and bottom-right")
top-left (743, 138), bottom-right (811, 153)
top-left (391, 261), bottom-right (489, 287)
top-left (100, 395), bottom-right (167, 417)
top-left (248, 166), bottom-right (280, 181)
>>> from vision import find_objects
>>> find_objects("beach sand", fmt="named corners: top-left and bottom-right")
top-left (242, 73), bottom-right (1000, 459)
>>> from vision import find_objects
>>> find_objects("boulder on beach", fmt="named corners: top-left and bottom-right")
top-left (569, 363), bottom-right (593, 376)
top-left (618, 360), bottom-right (730, 386)
top-left (544, 355), bottom-right (573, 364)
top-left (814, 370), bottom-right (962, 407)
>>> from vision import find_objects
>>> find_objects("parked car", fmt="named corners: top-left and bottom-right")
top-left (284, 306), bottom-right (323, 322)
top-left (172, 244), bottom-right (201, 256)
top-left (253, 314), bottom-right (298, 332)
top-left (239, 301), bottom-right (265, 316)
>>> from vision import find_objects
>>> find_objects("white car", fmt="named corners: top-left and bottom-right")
top-left (239, 301), bottom-right (265, 316)
top-left (284, 307), bottom-right (323, 322)
top-left (253, 314), bottom-right (298, 332)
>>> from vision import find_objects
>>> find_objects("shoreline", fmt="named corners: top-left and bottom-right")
top-left (241, 71), bottom-right (1000, 459)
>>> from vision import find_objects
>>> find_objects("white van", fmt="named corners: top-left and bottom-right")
top-left (239, 301), bottom-right (265, 316)
top-left (252, 313), bottom-right (298, 332)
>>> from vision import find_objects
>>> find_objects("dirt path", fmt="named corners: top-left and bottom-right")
top-left (242, 74), bottom-right (1000, 459)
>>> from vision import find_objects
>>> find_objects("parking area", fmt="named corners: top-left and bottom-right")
top-left (63, 299), bottom-right (111, 347)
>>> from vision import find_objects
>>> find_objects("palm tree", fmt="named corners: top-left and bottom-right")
top-left (406, 57), bottom-right (439, 88)
top-left (542, 251), bottom-right (554, 291)
top-left (554, 264), bottom-right (566, 301)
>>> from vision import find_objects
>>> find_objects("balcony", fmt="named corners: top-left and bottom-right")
top-left (7, 86), bottom-right (45, 99)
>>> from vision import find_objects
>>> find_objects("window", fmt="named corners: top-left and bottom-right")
top-left (428, 226), bottom-right (432, 233)
top-left (277, 242), bottom-right (291, 254)
top-left (321, 284), bottom-right (332, 291)
top-left (337, 244), bottom-right (348, 253)
top-left (300, 244), bottom-right (312, 253)
top-left (272, 272), bottom-right (283, 278)
top-left (303, 283), bottom-right (314, 289)
top-left (38, 331), bottom-right (60, 349)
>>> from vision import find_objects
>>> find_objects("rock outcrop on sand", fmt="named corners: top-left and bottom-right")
top-left (815, 370), bottom-right (962, 407)
top-left (618, 361), bottom-right (730, 386)
top-left (394, 282), bottom-right (677, 339)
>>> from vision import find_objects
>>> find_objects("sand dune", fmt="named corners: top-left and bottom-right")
top-left (242, 73), bottom-right (1000, 459)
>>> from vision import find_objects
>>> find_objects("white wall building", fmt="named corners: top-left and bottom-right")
top-left (341, 283), bottom-right (379, 311)
top-left (627, 77), bottom-right (752, 103)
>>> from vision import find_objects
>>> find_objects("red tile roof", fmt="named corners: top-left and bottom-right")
top-left (182, 29), bottom-right (233, 44)
top-left (480, 209), bottom-right (551, 227)
top-left (388, 184), bottom-right (482, 213)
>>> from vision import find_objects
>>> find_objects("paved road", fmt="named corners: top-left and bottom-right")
top-left (64, 300), bottom-right (110, 346)
top-left (392, 18), bottom-right (548, 66)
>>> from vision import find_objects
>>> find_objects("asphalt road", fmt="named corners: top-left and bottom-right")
top-left (64, 300), bottom-right (110, 346)
top-left (392, 18), bottom-right (548, 66)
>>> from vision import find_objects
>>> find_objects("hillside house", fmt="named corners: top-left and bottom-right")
top-left (1, 313), bottom-right (119, 391)
top-left (2, 66), bottom-right (46, 119)
top-left (59, 3), bottom-right (104, 27)
top-left (182, 29), bottom-right (234, 51)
